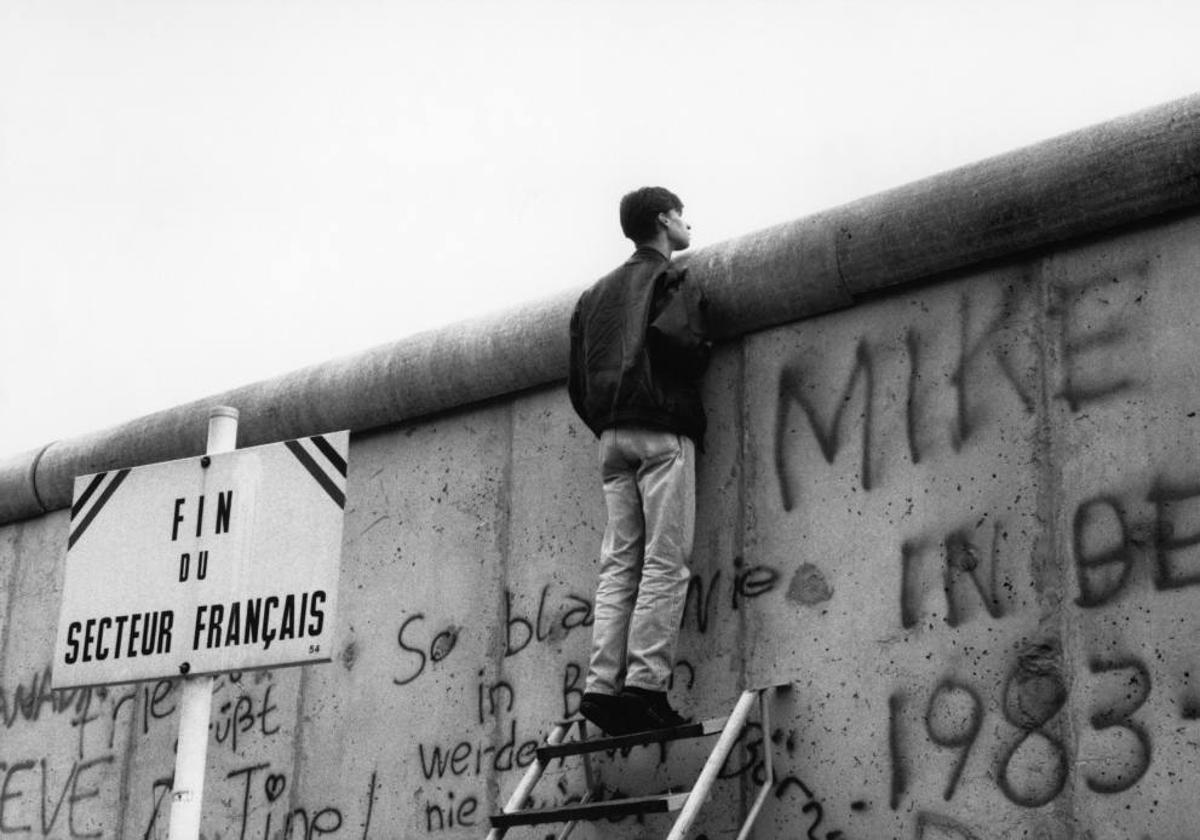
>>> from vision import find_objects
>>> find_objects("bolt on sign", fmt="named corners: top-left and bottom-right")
top-left (53, 431), bottom-right (349, 690)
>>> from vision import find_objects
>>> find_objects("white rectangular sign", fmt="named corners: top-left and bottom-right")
top-left (53, 431), bottom-right (349, 689)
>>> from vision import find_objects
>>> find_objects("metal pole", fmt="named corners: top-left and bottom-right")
top-left (168, 406), bottom-right (238, 840)
top-left (736, 687), bottom-right (775, 840)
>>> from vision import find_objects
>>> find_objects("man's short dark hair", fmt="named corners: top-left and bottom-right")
top-left (619, 187), bottom-right (683, 244)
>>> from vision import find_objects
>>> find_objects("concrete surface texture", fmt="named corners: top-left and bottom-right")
top-left (5, 103), bottom-right (1200, 838)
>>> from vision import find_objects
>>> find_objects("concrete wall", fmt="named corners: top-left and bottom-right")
top-left (5, 98), bottom-right (1200, 839)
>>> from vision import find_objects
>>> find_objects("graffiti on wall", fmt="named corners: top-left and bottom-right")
top-left (386, 554), bottom-right (839, 835)
top-left (775, 261), bottom-right (1149, 511)
top-left (0, 668), bottom-right (383, 840)
top-left (765, 254), bottom-right (1200, 837)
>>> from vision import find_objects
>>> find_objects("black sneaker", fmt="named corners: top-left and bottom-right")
top-left (580, 692), bottom-right (634, 736)
top-left (620, 686), bottom-right (688, 731)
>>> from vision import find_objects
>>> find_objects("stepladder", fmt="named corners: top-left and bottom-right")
top-left (486, 683), bottom-right (789, 840)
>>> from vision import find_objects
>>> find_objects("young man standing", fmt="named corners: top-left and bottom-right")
top-left (568, 186), bottom-right (711, 734)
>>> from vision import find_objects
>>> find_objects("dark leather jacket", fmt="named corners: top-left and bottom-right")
top-left (568, 247), bottom-right (710, 445)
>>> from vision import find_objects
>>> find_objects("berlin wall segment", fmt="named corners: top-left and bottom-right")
top-left (367, 223), bottom-right (1190, 835)
top-left (367, 220), bottom-right (1200, 837)
top-left (4, 212), bottom-right (1200, 838)
top-left (745, 214), bottom-right (1200, 839)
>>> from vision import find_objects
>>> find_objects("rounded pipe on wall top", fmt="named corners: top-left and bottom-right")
top-left (3, 93), bottom-right (1200, 525)
top-left (0, 290), bottom-right (577, 524)
top-left (831, 97), bottom-right (1200, 295)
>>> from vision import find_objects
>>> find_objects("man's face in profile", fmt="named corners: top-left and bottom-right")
top-left (661, 208), bottom-right (691, 252)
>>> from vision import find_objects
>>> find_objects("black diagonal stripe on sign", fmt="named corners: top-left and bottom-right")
top-left (68, 468), bottom-right (132, 550)
top-left (285, 440), bottom-right (346, 509)
top-left (71, 472), bottom-right (108, 520)
top-left (311, 434), bottom-right (347, 477)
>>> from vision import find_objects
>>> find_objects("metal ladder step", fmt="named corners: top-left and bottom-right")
top-left (488, 791), bottom-right (692, 828)
top-left (536, 715), bottom-right (729, 762)
top-left (486, 685), bottom-right (789, 840)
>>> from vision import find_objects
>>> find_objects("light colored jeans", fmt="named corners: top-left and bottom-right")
top-left (585, 427), bottom-right (695, 695)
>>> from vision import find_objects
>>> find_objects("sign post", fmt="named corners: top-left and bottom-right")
top-left (168, 406), bottom-right (237, 840)
top-left (53, 406), bottom-right (349, 839)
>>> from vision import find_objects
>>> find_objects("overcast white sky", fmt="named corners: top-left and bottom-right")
top-left (2, 0), bottom-right (1199, 459)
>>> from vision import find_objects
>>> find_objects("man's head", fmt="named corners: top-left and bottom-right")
top-left (619, 186), bottom-right (690, 253)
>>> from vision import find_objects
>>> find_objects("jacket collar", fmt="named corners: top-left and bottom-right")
top-left (627, 245), bottom-right (669, 265)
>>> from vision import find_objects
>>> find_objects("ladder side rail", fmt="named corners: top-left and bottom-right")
top-left (557, 787), bottom-right (598, 840)
top-left (665, 689), bottom-right (759, 840)
top-left (735, 686), bottom-right (776, 840)
top-left (564, 718), bottom-right (598, 840)
top-left (485, 721), bottom-right (572, 840)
